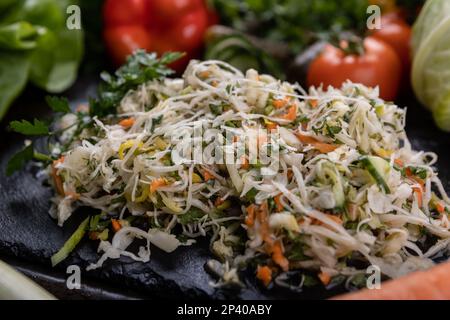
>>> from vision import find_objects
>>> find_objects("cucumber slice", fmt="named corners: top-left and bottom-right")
top-left (360, 156), bottom-right (391, 194)
top-left (317, 162), bottom-right (345, 208)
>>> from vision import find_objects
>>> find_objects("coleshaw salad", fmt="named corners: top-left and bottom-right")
top-left (9, 51), bottom-right (450, 291)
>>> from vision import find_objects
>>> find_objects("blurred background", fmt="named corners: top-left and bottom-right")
top-left (3, 0), bottom-right (450, 131)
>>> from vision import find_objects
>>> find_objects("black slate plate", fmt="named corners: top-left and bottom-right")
top-left (1, 78), bottom-right (450, 300)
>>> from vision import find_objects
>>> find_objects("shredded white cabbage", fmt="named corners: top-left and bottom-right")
top-left (49, 59), bottom-right (450, 289)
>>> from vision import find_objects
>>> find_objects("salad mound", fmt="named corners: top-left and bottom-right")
top-left (29, 53), bottom-right (450, 290)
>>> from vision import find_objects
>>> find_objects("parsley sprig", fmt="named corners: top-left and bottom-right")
top-left (90, 50), bottom-right (184, 117)
top-left (6, 51), bottom-right (184, 176)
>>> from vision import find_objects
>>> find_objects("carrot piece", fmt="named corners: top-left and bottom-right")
top-left (314, 142), bottom-right (339, 154)
top-left (272, 99), bottom-right (287, 109)
top-left (111, 219), bottom-right (122, 232)
top-left (413, 176), bottom-right (425, 187)
top-left (274, 194), bottom-right (284, 212)
top-left (394, 158), bottom-right (404, 167)
top-left (271, 241), bottom-right (289, 272)
top-left (202, 170), bottom-right (215, 182)
top-left (240, 156), bottom-right (249, 170)
top-left (436, 202), bottom-right (446, 214)
top-left (198, 70), bottom-right (211, 79)
top-left (119, 117), bottom-right (135, 129)
top-left (296, 132), bottom-right (318, 144)
top-left (326, 214), bottom-right (343, 225)
top-left (309, 99), bottom-right (318, 108)
top-left (265, 121), bottom-right (278, 131)
top-left (51, 156), bottom-right (65, 196)
top-left (245, 204), bottom-right (256, 227)
top-left (334, 260), bottom-right (450, 300)
top-left (314, 214), bottom-right (343, 227)
top-left (295, 132), bottom-right (338, 153)
top-left (412, 185), bottom-right (423, 208)
top-left (278, 105), bottom-right (297, 122)
top-left (214, 197), bottom-right (224, 206)
top-left (150, 178), bottom-right (167, 193)
top-left (286, 169), bottom-right (294, 180)
top-left (256, 265), bottom-right (272, 287)
top-left (405, 167), bottom-right (413, 177)
top-left (405, 168), bottom-right (426, 189)
top-left (257, 201), bottom-right (271, 244)
top-left (318, 271), bottom-right (331, 286)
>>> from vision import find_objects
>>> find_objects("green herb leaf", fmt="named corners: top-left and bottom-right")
top-left (303, 274), bottom-right (319, 287)
top-left (159, 51), bottom-right (185, 65)
top-left (10, 119), bottom-right (49, 136)
top-left (6, 144), bottom-right (34, 176)
top-left (209, 103), bottom-right (224, 116)
top-left (51, 216), bottom-right (89, 267)
top-left (326, 124), bottom-right (342, 138)
top-left (46, 95), bottom-right (70, 113)
top-left (245, 188), bottom-right (258, 202)
top-left (403, 166), bottom-right (428, 179)
top-left (90, 50), bottom-right (184, 118)
top-left (0, 52), bottom-right (31, 120)
top-left (179, 208), bottom-right (206, 225)
top-left (89, 214), bottom-right (101, 231)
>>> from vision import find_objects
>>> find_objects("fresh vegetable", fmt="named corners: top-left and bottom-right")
top-left (6, 51), bottom-right (184, 176)
top-left (103, 0), bottom-right (214, 71)
top-left (0, 260), bottom-right (56, 300)
top-left (318, 271), bottom-right (331, 286)
top-left (360, 156), bottom-right (391, 194)
top-left (9, 52), bottom-right (450, 294)
top-left (334, 260), bottom-right (450, 300)
top-left (371, 12), bottom-right (412, 80)
top-left (0, 0), bottom-right (84, 120)
top-left (6, 144), bottom-right (34, 177)
top-left (111, 219), bottom-right (122, 232)
top-left (51, 217), bottom-right (90, 267)
top-left (307, 36), bottom-right (402, 101)
top-left (211, 0), bottom-right (369, 54)
top-left (295, 133), bottom-right (339, 154)
top-left (90, 50), bottom-right (184, 117)
top-left (411, 0), bottom-right (450, 131)
top-left (208, 0), bottom-right (370, 76)
top-left (256, 265), bottom-right (272, 287)
top-left (205, 29), bottom-right (283, 78)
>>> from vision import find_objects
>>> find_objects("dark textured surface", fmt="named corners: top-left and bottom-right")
top-left (0, 79), bottom-right (450, 300)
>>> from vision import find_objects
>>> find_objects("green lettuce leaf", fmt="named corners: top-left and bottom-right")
top-left (0, 51), bottom-right (31, 119)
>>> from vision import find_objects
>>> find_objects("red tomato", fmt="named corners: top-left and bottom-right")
top-left (372, 15), bottom-right (412, 77)
top-left (103, 0), bottom-right (214, 71)
top-left (169, 9), bottom-right (209, 52)
top-left (150, 0), bottom-right (203, 21)
top-left (307, 37), bottom-right (402, 101)
top-left (206, 8), bottom-right (220, 26)
top-left (104, 26), bottom-right (153, 65)
top-left (103, 0), bottom-right (150, 26)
